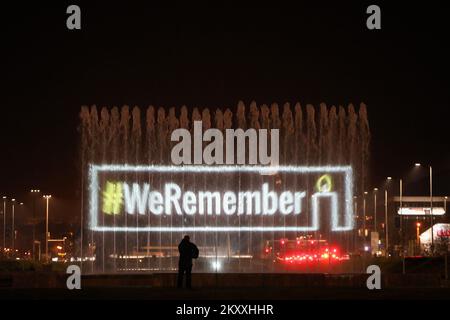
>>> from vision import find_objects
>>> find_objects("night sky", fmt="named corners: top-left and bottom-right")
top-left (1, 2), bottom-right (450, 223)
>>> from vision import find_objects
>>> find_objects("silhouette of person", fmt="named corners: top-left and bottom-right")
top-left (177, 235), bottom-right (199, 288)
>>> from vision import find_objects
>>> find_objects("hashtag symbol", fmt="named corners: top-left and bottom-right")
top-left (102, 181), bottom-right (123, 215)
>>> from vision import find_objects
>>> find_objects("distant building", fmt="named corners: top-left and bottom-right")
top-left (391, 196), bottom-right (448, 255)
top-left (419, 223), bottom-right (450, 252)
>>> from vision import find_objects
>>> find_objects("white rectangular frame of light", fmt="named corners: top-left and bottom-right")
top-left (89, 164), bottom-right (354, 232)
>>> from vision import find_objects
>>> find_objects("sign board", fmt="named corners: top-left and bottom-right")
top-left (397, 207), bottom-right (445, 216)
top-left (88, 165), bottom-right (354, 233)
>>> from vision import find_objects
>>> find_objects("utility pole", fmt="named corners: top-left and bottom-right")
top-left (43, 195), bottom-right (52, 262)
top-left (11, 199), bottom-right (15, 253)
top-left (2, 196), bottom-right (6, 252)
top-left (384, 189), bottom-right (389, 256)
top-left (31, 189), bottom-right (40, 260)
top-left (430, 166), bottom-right (434, 254)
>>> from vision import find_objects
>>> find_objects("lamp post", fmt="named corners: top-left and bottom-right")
top-left (2, 196), bottom-right (6, 251)
top-left (385, 177), bottom-right (393, 257)
top-left (30, 189), bottom-right (40, 260)
top-left (373, 188), bottom-right (378, 232)
top-left (43, 195), bottom-right (52, 262)
top-left (363, 191), bottom-right (368, 239)
top-left (445, 196), bottom-right (448, 213)
top-left (430, 165), bottom-right (433, 253)
top-left (353, 196), bottom-right (358, 249)
top-left (11, 199), bottom-right (15, 252)
top-left (415, 163), bottom-right (434, 254)
top-left (399, 179), bottom-right (406, 273)
top-left (386, 177), bottom-right (403, 256)
top-left (399, 178), bottom-right (403, 221)
top-left (400, 178), bottom-right (403, 255)
top-left (18, 202), bottom-right (23, 254)
top-left (384, 187), bottom-right (389, 256)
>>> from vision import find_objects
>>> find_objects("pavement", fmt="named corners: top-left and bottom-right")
top-left (1, 286), bottom-right (450, 300)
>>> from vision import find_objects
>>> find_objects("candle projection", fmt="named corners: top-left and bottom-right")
top-left (80, 101), bottom-right (370, 273)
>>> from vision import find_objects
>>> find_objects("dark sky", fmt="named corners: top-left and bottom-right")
top-left (1, 1), bottom-right (450, 221)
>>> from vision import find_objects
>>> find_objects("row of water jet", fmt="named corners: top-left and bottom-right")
top-left (79, 101), bottom-right (370, 274)
top-left (80, 101), bottom-right (369, 172)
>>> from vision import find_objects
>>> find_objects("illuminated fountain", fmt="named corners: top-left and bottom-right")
top-left (79, 101), bottom-right (370, 273)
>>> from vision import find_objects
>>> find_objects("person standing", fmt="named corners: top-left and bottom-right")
top-left (177, 235), bottom-right (199, 288)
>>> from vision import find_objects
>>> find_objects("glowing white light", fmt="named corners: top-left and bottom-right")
top-left (118, 182), bottom-right (304, 217)
top-left (398, 207), bottom-right (445, 216)
top-left (123, 183), bottom-right (149, 215)
top-left (89, 164), bottom-right (354, 232)
top-left (211, 261), bottom-right (222, 271)
top-left (202, 255), bottom-right (253, 259)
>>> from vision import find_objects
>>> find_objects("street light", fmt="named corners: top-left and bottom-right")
top-left (43, 195), bottom-right (52, 262)
top-left (414, 163), bottom-right (434, 253)
top-left (363, 191), bottom-right (368, 238)
top-left (373, 188), bottom-right (378, 232)
top-left (2, 196), bottom-right (6, 252)
top-left (17, 202), bottom-right (23, 253)
top-left (384, 180), bottom-right (389, 256)
top-left (400, 178), bottom-right (403, 253)
top-left (386, 177), bottom-right (403, 256)
top-left (11, 199), bottom-right (15, 253)
top-left (353, 195), bottom-right (359, 247)
top-left (445, 196), bottom-right (448, 213)
top-left (30, 189), bottom-right (40, 260)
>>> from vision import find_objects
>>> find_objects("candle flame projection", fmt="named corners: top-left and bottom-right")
top-left (79, 101), bottom-right (370, 273)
